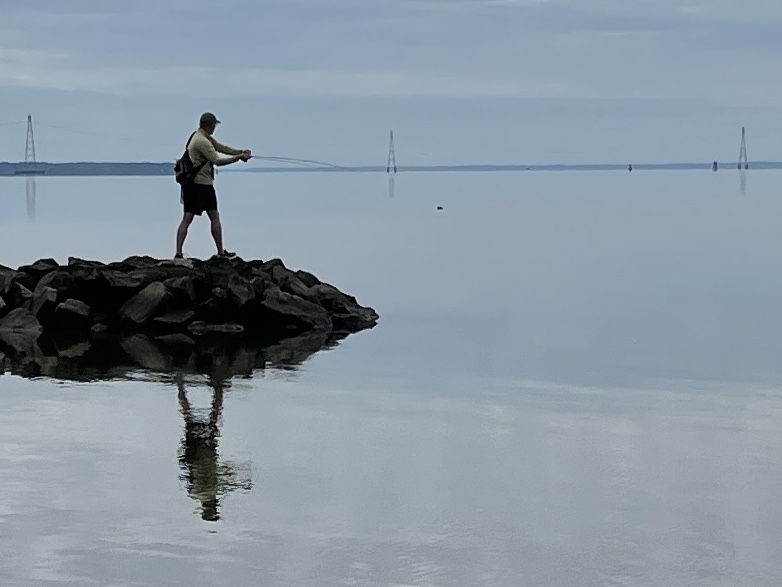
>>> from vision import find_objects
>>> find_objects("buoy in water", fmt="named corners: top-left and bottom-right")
top-left (436, 206), bottom-right (443, 210)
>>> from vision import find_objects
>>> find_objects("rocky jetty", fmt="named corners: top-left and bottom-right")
top-left (0, 255), bottom-right (378, 352)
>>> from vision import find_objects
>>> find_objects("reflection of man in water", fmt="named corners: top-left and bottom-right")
top-left (176, 373), bottom-right (252, 522)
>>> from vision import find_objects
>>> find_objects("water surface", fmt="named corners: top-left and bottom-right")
top-left (1, 170), bottom-right (782, 585)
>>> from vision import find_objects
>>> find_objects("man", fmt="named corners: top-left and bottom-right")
top-left (175, 112), bottom-right (252, 259)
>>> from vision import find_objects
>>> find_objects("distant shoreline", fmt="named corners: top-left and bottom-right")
top-left (0, 161), bottom-right (776, 177)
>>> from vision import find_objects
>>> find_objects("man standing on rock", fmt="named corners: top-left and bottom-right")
top-left (175, 112), bottom-right (252, 259)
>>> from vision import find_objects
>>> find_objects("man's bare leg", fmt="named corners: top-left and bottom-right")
top-left (176, 212), bottom-right (195, 257)
top-left (206, 209), bottom-right (225, 255)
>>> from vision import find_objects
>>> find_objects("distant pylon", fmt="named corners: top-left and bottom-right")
top-left (25, 114), bottom-right (37, 222)
top-left (738, 126), bottom-right (748, 170)
top-left (25, 114), bottom-right (36, 164)
top-left (386, 130), bottom-right (397, 174)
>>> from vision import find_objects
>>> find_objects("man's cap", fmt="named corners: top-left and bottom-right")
top-left (199, 112), bottom-right (221, 125)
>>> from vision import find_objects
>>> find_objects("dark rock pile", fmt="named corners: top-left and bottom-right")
top-left (0, 255), bottom-right (378, 350)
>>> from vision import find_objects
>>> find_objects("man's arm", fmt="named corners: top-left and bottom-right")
top-left (197, 139), bottom-right (243, 166)
top-left (209, 136), bottom-right (244, 156)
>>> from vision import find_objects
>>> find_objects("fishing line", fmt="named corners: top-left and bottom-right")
top-left (251, 155), bottom-right (355, 172)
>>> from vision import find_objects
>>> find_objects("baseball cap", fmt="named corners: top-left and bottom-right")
top-left (199, 112), bottom-right (221, 125)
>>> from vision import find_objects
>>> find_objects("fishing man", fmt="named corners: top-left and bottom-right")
top-left (175, 112), bottom-right (252, 259)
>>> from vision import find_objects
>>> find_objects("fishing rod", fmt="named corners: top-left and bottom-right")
top-left (250, 155), bottom-right (356, 172)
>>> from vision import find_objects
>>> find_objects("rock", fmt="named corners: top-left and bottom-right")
top-left (187, 321), bottom-right (244, 335)
top-left (68, 257), bottom-right (106, 268)
top-left (194, 298), bottom-right (227, 323)
top-left (0, 296), bottom-right (7, 319)
top-left (0, 308), bottom-right (43, 350)
top-left (259, 258), bottom-right (285, 274)
top-left (278, 273), bottom-right (318, 304)
top-left (70, 263), bottom-right (104, 293)
top-left (51, 299), bottom-right (92, 331)
top-left (331, 306), bottom-right (380, 332)
top-left (295, 270), bottom-right (321, 288)
top-left (258, 287), bottom-right (331, 331)
top-left (101, 270), bottom-right (148, 300)
top-left (270, 265), bottom-right (289, 284)
top-left (57, 341), bottom-right (91, 359)
top-left (120, 282), bottom-right (170, 326)
top-left (5, 282), bottom-right (33, 310)
top-left (0, 266), bottom-right (35, 297)
top-left (153, 310), bottom-right (195, 331)
top-left (0, 264), bottom-right (15, 288)
top-left (249, 274), bottom-right (273, 299)
top-left (34, 270), bottom-right (76, 304)
top-left (112, 255), bottom-right (160, 270)
top-left (0, 307), bottom-right (42, 334)
top-left (31, 286), bottom-right (59, 323)
top-left (17, 258), bottom-right (59, 283)
top-left (163, 276), bottom-right (196, 306)
top-left (227, 274), bottom-right (255, 312)
top-left (91, 323), bottom-right (109, 333)
top-left (154, 333), bottom-right (195, 346)
top-left (310, 283), bottom-right (357, 313)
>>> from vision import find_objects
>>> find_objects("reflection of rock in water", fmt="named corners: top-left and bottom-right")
top-left (0, 328), bottom-right (346, 382)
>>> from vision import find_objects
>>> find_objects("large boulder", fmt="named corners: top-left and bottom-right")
top-left (120, 282), bottom-right (170, 327)
top-left (5, 282), bottom-right (33, 310)
top-left (31, 286), bottom-right (59, 324)
top-left (258, 287), bottom-right (331, 331)
top-left (227, 274), bottom-right (256, 313)
top-left (34, 270), bottom-right (76, 303)
top-left (17, 258), bottom-right (59, 286)
top-left (51, 299), bottom-right (93, 332)
top-left (0, 308), bottom-right (43, 351)
top-left (0, 265), bottom-right (35, 297)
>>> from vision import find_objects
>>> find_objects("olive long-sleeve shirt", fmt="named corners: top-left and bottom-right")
top-left (187, 128), bottom-right (244, 185)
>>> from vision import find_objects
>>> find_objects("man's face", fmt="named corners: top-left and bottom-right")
top-left (205, 123), bottom-right (216, 135)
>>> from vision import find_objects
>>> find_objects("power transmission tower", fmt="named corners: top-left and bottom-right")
top-left (25, 114), bottom-right (37, 222)
top-left (25, 114), bottom-right (36, 164)
top-left (738, 126), bottom-right (748, 170)
top-left (386, 130), bottom-right (397, 174)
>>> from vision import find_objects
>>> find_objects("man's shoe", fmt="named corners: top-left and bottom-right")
top-left (174, 253), bottom-right (184, 259)
top-left (218, 250), bottom-right (236, 258)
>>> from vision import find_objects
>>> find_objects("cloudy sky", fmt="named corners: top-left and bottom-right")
top-left (0, 0), bottom-right (780, 165)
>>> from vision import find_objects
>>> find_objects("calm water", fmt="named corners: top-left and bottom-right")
top-left (2, 169), bottom-right (782, 586)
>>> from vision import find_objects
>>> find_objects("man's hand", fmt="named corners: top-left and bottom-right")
top-left (239, 149), bottom-right (252, 162)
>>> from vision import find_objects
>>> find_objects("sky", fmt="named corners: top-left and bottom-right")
top-left (1, 0), bottom-right (781, 165)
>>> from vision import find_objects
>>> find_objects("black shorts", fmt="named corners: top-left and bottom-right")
top-left (182, 183), bottom-right (218, 216)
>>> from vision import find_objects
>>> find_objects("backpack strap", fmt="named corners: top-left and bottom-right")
top-left (185, 131), bottom-right (209, 175)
